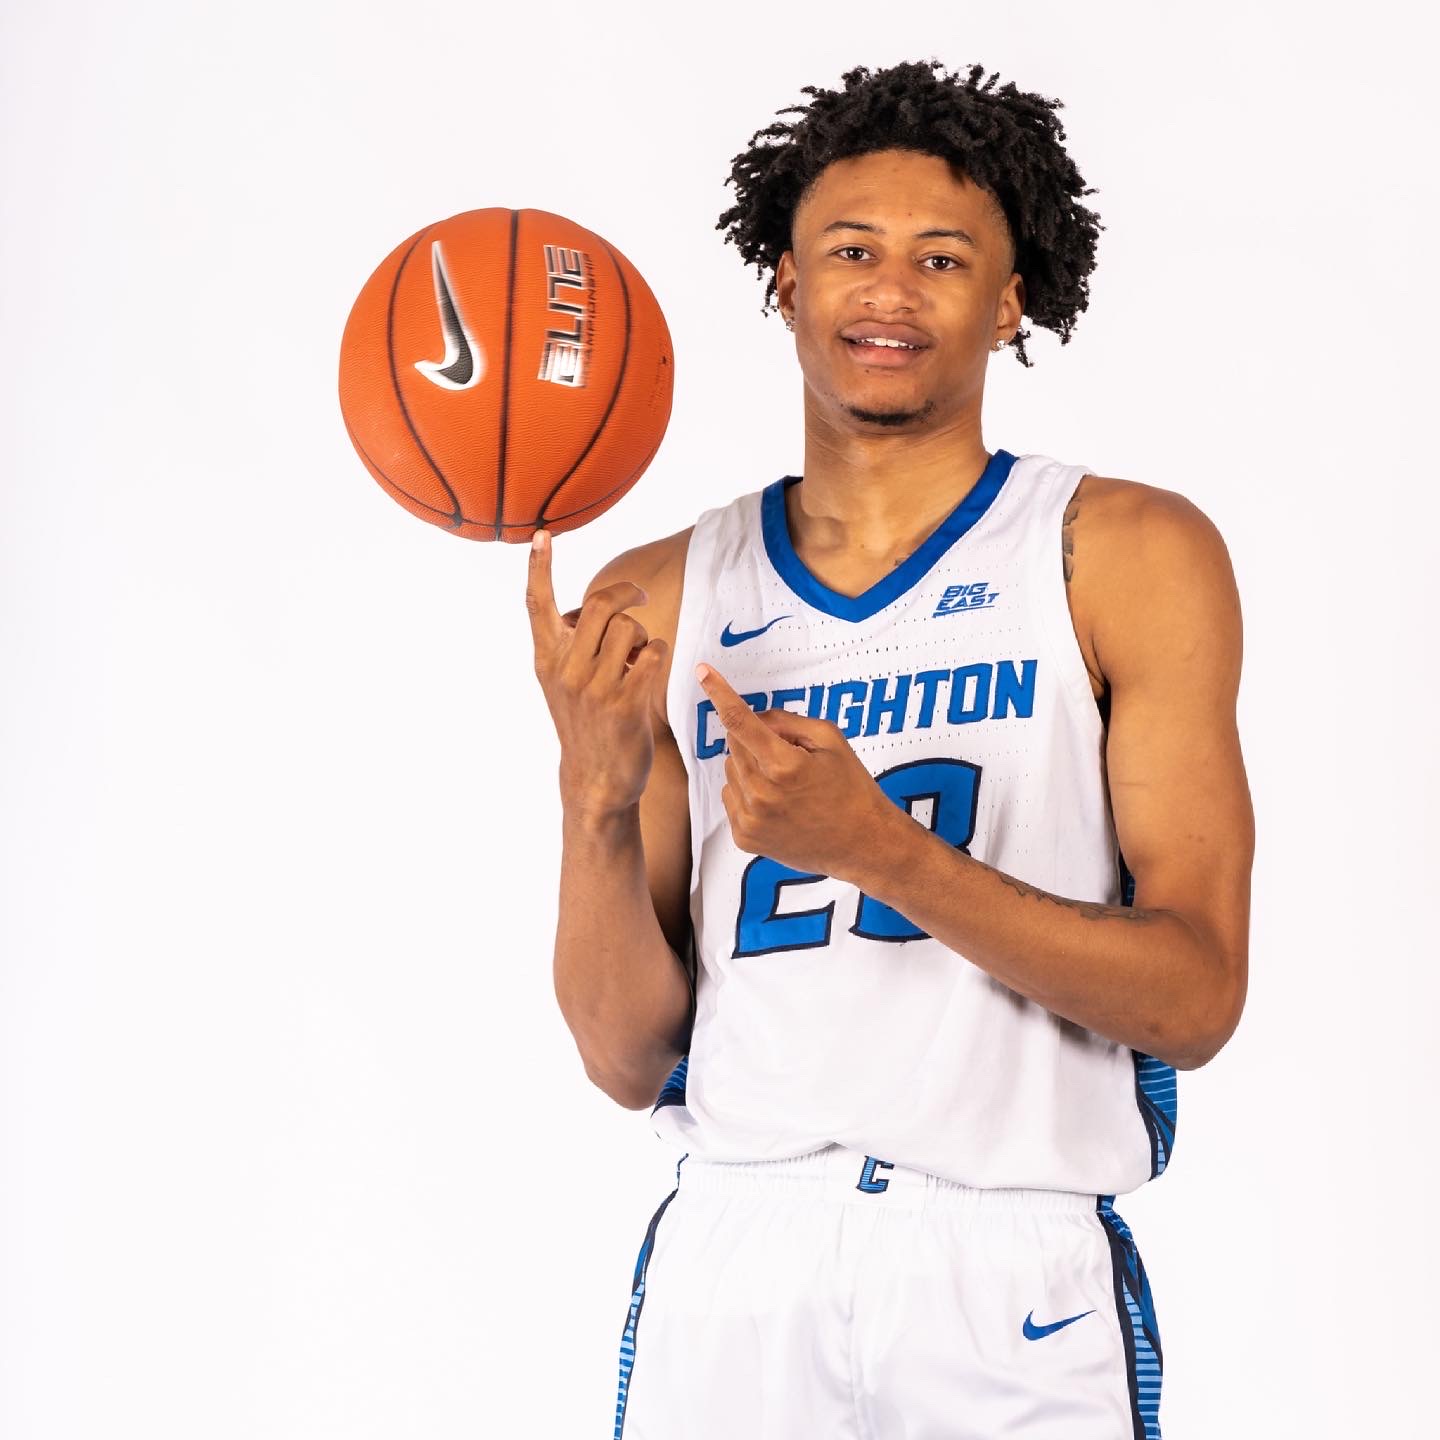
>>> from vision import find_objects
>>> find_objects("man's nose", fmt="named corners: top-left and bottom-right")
top-left (855, 256), bottom-right (924, 314)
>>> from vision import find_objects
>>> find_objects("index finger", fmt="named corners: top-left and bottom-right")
top-left (695, 662), bottom-right (790, 770)
top-left (525, 528), bottom-right (563, 649)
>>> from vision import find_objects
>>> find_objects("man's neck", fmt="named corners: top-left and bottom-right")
top-left (790, 405), bottom-right (993, 559)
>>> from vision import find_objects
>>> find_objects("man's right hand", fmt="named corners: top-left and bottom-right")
top-left (526, 528), bottom-right (670, 818)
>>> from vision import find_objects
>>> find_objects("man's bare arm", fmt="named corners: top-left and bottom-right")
top-left (555, 718), bottom-right (694, 1110)
top-left (830, 487), bottom-right (1253, 1069)
top-left (532, 532), bottom-right (695, 1110)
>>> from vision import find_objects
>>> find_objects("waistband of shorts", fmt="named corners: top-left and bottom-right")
top-left (674, 1144), bottom-right (1100, 1214)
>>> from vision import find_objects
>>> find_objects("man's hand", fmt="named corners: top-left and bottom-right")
top-left (527, 528), bottom-right (669, 819)
top-left (695, 662), bottom-right (893, 883)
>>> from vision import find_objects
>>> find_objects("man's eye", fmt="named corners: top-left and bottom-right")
top-left (926, 255), bottom-right (961, 271)
top-left (836, 246), bottom-right (869, 261)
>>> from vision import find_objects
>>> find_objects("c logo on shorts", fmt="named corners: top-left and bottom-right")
top-left (856, 1156), bottom-right (895, 1193)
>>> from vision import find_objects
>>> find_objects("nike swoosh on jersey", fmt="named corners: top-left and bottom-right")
top-left (414, 241), bottom-right (484, 390)
top-left (720, 616), bottom-right (792, 647)
top-left (1022, 1308), bottom-right (1095, 1341)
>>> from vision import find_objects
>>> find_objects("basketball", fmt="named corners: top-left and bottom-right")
top-left (338, 208), bottom-right (674, 542)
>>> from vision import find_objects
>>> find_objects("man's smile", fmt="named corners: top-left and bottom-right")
top-left (839, 320), bottom-right (932, 367)
top-left (842, 335), bottom-right (930, 368)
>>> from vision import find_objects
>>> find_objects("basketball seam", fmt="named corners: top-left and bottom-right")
top-left (385, 226), bottom-right (465, 525)
top-left (495, 209), bottom-right (520, 542)
top-left (349, 415), bottom-right (641, 532)
top-left (539, 428), bottom-right (666, 526)
top-left (535, 237), bottom-right (635, 526)
top-left (343, 413), bottom-right (464, 530)
top-left (348, 403), bottom-right (636, 533)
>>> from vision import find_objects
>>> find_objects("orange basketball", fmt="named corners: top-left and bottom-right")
top-left (338, 208), bottom-right (674, 542)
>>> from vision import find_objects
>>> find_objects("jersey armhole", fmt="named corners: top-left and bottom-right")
top-left (1028, 464), bottom-right (1107, 729)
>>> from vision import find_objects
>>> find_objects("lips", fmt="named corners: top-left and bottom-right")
top-left (839, 321), bottom-right (931, 351)
top-left (839, 321), bottom-right (930, 369)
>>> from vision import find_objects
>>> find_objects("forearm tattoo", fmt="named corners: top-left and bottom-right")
top-left (994, 869), bottom-right (1154, 923)
top-left (1061, 493), bottom-right (1080, 585)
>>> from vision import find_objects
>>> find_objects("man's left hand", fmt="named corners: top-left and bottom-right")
top-left (695, 662), bottom-right (896, 884)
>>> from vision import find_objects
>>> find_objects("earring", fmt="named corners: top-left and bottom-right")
top-left (784, 313), bottom-right (795, 331)
top-left (991, 338), bottom-right (1007, 351)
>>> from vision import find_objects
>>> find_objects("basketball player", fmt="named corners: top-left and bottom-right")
top-left (526, 60), bottom-right (1253, 1439)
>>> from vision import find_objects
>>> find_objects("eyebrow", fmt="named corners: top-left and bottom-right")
top-left (819, 219), bottom-right (980, 250)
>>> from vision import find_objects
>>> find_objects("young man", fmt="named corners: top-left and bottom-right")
top-left (527, 60), bottom-right (1253, 1440)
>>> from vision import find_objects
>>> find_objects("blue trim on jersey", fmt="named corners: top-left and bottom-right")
top-left (1134, 1053), bottom-right (1178, 1178)
top-left (760, 449), bottom-right (1018, 622)
top-left (1097, 1196), bottom-right (1163, 1439)
top-left (651, 1054), bottom-right (689, 1114)
top-left (614, 1155), bottom-right (687, 1438)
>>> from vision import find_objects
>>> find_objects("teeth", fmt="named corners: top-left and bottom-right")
top-left (856, 337), bottom-right (917, 349)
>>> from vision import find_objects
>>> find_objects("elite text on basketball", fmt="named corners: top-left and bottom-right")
top-left (538, 244), bottom-right (588, 387)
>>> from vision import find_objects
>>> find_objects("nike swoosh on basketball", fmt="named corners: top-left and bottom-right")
top-left (414, 241), bottom-right (484, 390)
top-left (1022, 1308), bottom-right (1095, 1341)
top-left (720, 616), bottom-right (792, 647)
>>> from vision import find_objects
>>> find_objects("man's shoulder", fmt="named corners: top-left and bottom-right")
top-left (1065, 472), bottom-right (1240, 695)
top-left (1072, 471), bottom-right (1223, 537)
top-left (584, 523), bottom-right (694, 602)
top-left (1069, 471), bottom-right (1234, 587)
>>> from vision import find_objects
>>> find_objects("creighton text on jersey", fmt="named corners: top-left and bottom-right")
top-left (695, 658), bottom-right (1039, 758)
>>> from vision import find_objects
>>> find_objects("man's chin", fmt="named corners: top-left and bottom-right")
top-left (843, 399), bottom-right (935, 429)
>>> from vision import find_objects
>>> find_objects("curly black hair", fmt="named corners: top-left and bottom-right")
top-left (717, 59), bottom-right (1104, 367)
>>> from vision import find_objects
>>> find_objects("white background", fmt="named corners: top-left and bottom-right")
top-left (3, 1), bottom-right (1435, 1435)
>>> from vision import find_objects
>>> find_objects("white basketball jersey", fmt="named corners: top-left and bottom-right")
top-left (652, 449), bottom-right (1178, 1197)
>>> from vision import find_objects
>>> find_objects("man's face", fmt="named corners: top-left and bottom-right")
top-left (775, 148), bottom-right (1024, 431)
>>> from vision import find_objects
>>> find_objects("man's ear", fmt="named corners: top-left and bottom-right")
top-left (775, 251), bottom-right (797, 316)
top-left (998, 270), bottom-right (1025, 336)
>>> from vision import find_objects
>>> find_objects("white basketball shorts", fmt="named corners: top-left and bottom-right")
top-left (614, 1143), bottom-right (1162, 1439)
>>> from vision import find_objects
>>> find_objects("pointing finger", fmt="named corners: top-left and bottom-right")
top-left (695, 662), bottom-right (790, 769)
top-left (525, 529), bottom-right (564, 651)
top-left (750, 705), bottom-right (836, 754)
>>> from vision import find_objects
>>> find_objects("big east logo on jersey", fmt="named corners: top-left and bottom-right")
top-left (934, 581), bottom-right (999, 617)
